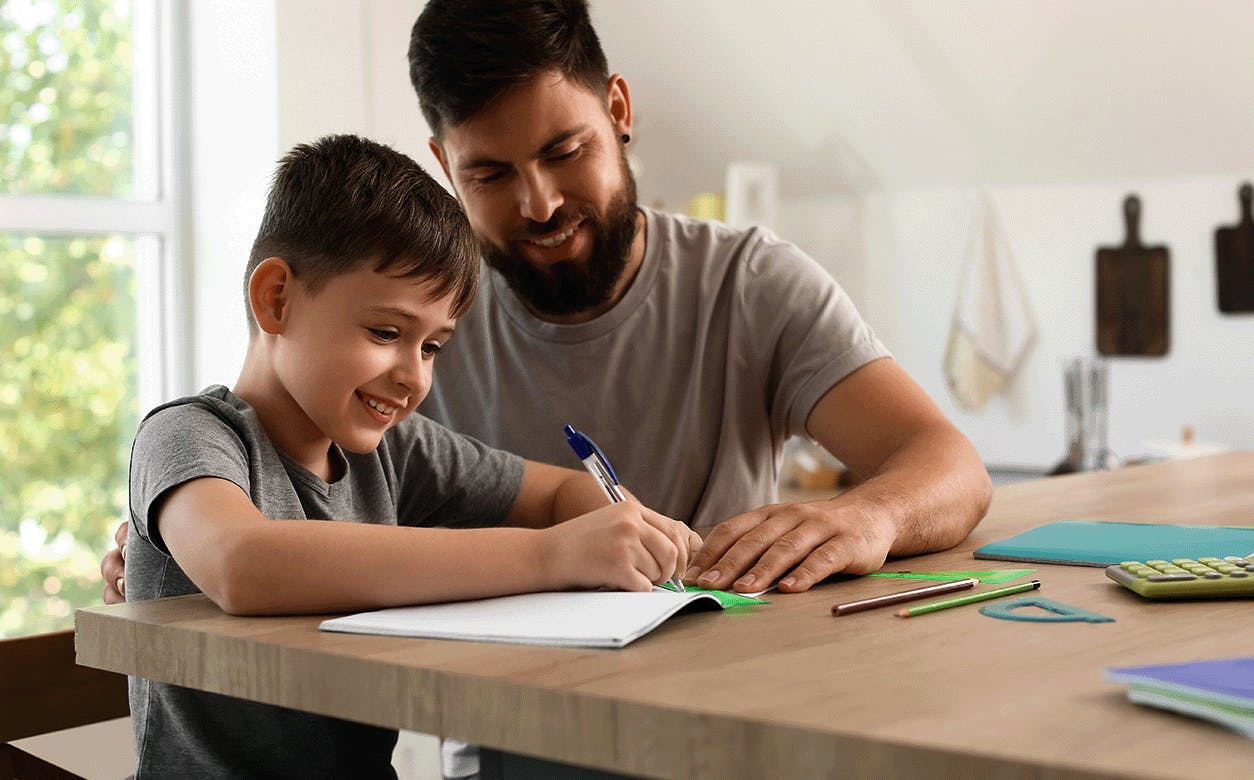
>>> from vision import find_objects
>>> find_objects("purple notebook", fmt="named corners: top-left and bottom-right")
top-left (1106, 656), bottom-right (1254, 737)
top-left (1107, 656), bottom-right (1254, 704)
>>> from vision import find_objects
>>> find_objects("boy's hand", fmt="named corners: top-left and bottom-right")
top-left (541, 503), bottom-right (699, 592)
top-left (101, 521), bottom-right (128, 603)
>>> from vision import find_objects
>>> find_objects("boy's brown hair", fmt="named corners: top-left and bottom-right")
top-left (245, 134), bottom-right (478, 332)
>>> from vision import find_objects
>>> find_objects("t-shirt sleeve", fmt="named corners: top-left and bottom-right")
top-left (740, 230), bottom-right (892, 439)
top-left (129, 404), bottom-right (251, 556)
top-left (386, 414), bottom-right (525, 529)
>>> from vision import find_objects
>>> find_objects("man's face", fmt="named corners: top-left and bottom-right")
top-left (433, 72), bottom-right (639, 317)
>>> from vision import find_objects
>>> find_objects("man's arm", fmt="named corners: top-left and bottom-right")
top-left (686, 358), bottom-right (992, 593)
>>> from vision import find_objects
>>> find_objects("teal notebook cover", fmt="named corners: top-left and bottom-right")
top-left (974, 521), bottom-right (1254, 567)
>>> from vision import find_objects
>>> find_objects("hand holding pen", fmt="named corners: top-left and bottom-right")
top-left (564, 425), bottom-right (691, 592)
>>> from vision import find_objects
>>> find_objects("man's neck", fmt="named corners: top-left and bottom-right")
top-left (526, 209), bottom-right (648, 325)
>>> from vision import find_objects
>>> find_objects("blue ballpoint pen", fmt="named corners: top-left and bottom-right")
top-left (563, 424), bottom-right (685, 592)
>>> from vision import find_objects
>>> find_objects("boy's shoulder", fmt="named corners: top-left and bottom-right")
top-left (134, 385), bottom-right (268, 464)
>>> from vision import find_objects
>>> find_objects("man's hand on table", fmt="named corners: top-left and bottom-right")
top-left (683, 499), bottom-right (894, 593)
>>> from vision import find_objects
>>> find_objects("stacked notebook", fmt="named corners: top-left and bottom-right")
top-left (1106, 656), bottom-right (1254, 738)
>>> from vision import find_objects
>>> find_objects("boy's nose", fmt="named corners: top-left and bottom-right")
top-left (517, 170), bottom-right (562, 224)
top-left (390, 355), bottom-right (430, 400)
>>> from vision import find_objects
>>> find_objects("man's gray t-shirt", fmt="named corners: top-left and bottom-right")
top-left (421, 207), bottom-right (890, 529)
top-left (126, 385), bottom-right (524, 779)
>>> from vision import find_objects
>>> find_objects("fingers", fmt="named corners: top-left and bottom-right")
top-left (101, 548), bottom-right (126, 604)
top-left (634, 518), bottom-right (680, 585)
top-left (636, 507), bottom-right (693, 580)
top-left (682, 510), bottom-right (765, 583)
top-left (688, 503), bottom-right (891, 593)
top-left (101, 522), bottom-right (129, 604)
top-left (691, 509), bottom-right (802, 591)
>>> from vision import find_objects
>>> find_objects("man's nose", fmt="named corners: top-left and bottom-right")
top-left (517, 168), bottom-right (562, 224)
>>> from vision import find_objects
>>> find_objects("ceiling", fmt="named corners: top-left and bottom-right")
top-left (591, 0), bottom-right (1254, 206)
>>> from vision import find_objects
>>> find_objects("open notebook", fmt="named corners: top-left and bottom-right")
top-left (319, 587), bottom-right (763, 649)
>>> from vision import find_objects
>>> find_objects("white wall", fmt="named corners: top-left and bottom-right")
top-left (186, 0), bottom-right (280, 391)
top-left (863, 178), bottom-right (1254, 470)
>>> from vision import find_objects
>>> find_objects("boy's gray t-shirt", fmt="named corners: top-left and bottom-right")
top-left (422, 207), bottom-right (890, 528)
top-left (125, 385), bottom-right (524, 779)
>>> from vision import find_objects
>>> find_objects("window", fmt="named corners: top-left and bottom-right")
top-left (0, 0), bottom-right (186, 637)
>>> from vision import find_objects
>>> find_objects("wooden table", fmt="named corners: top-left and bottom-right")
top-left (76, 453), bottom-right (1254, 778)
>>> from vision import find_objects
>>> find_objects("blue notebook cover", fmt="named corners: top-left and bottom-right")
top-left (973, 520), bottom-right (1254, 567)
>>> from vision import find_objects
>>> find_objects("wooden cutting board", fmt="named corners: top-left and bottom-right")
top-left (1096, 194), bottom-right (1170, 356)
top-left (1215, 182), bottom-right (1254, 314)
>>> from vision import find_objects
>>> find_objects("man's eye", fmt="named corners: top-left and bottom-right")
top-left (550, 146), bottom-right (579, 162)
top-left (368, 328), bottom-right (398, 342)
top-left (421, 342), bottom-right (443, 357)
top-left (472, 170), bottom-right (507, 185)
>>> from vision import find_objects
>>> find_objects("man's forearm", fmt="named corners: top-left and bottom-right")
top-left (838, 425), bottom-right (992, 558)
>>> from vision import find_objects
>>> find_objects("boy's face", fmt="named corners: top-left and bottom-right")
top-left (272, 265), bottom-right (456, 457)
top-left (432, 72), bottom-right (639, 317)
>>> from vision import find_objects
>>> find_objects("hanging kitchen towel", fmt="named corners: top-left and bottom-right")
top-left (943, 193), bottom-right (1036, 411)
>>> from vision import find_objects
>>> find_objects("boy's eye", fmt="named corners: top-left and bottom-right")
top-left (421, 342), bottom-right (443, 357)
top-left (368, 328), bottom-right (398, 342)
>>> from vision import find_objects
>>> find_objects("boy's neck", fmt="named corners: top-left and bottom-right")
top-left (234, 342), bottom-right (340, 482)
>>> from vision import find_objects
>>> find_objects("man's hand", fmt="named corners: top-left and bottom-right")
top-left (683, 499), bottom-right (893, 593)
top-left (101, 521), bottom-right (128, 603)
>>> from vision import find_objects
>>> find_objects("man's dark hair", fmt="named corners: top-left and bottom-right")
top-left (408, 0), bottom-right (609, 137)
top-left (245, 134), bottom-right (478, 332)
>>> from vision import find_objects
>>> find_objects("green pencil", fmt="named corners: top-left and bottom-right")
top-left (896, 579), bottom-right (1041, 617)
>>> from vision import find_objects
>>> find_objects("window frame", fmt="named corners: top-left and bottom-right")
top-left (0, 0), bottom-right (192, 411)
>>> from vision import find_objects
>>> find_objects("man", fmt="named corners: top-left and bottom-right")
top-left (105, 0), bottom-right (989, 606)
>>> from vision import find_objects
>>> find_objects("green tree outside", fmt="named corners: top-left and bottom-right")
top-left (1, 0), bottom-right (140, 637)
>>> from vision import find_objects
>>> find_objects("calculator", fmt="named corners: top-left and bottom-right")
top-left (1105, 556), bottom-right (1254, 599)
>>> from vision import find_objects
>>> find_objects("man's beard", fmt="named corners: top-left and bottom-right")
top-left (481, 161), bottom-right (639, 317)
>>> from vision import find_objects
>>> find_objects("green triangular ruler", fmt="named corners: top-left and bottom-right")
top-left (868, 569), bottom-right (1035, 585)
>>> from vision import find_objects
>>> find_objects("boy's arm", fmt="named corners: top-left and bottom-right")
top-left (501, 460), bottom-right (701, 580)
top-left (502, 461), bottom-right (618, 528)
top-left (157, 474), bottom-right (695, 616)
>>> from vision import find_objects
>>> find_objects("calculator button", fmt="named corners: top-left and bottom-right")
top-left (1228, 571), bottom-right (1249, 578)
top-left (1224, 556), bottom-right (1246, 562)
top-left (1145, 560), bottom-right (1168, 567)
top-left (1198, 557), bottom-right (1221, 563)
top-left (1203, 572), bottom-right (1224, 579)
top-left (1147, 573), bottom-right (1198, 582)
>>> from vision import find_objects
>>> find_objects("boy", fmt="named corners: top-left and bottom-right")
top-left (125, 134), bottom-right (697, 778)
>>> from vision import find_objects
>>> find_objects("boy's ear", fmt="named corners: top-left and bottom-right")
top-left (249, 257), bottom-right (295, 335)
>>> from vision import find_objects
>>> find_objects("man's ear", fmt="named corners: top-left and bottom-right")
top-left (248, 257), bottom-right (294, 335)
top-left (606, 73), bottom-right (633, 139)
top-left (429, 138), bottom-right (456, 194)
